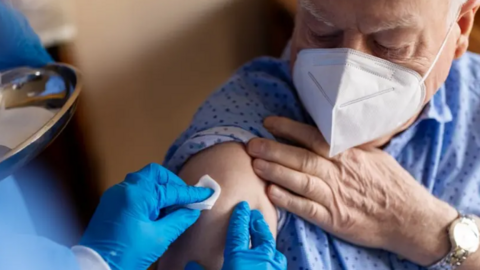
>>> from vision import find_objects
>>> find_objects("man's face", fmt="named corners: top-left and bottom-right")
top-left (291, 0), bottom-right (461, 147)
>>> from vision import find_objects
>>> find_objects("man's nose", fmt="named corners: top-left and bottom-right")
top-left (341, 31), bottom-right (373, 55)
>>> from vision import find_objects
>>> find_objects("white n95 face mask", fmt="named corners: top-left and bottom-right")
top-left (293, 20), bottom-right (455, 157)
top-left (293, 49), bottom-right (425, 157)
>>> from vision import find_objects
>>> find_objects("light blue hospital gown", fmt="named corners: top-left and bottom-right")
top-left (164, 52), bottom-right (480, 270)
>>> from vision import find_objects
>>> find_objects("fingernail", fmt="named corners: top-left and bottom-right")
top-left (234, 201), bottom-right (251, 216)
top-left (269, 186), bottom-right (283, 200)
top-left (251, 209), bottom-right (264, 221)
top-left (263, 117), bottom-right (275, 129)
top-left (236, 201), bottom-right (250, 211)
top-left (254, 159), bottom-right (268, 172)
top-left (251, 211), bottom-right (266, 231)
top-left (248, 139), bottom-right (264, 155)
top-left (202, 187), bottom-right (215, 198)
top-left (253, 219), bottom-right (265, 232)
top-left (194, 187), bottom-right (214, 196)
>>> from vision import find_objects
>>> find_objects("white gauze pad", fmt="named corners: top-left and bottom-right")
top-left (185, 175), bottom-right (221, 211)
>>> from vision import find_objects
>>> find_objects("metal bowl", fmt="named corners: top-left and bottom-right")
top-left (0, 64), bottom-right (82, 180)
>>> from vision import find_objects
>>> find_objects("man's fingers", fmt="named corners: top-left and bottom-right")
top-left (249, 210), bottom-right (276, 254)
top-left (248, 138), bottom-right (333, 175)
top-left (225, 202), bottom-right (251, 255)
top-left (268, 185), bottom-right (331, 228)
top-left (158, 185), bottom-right (214, 210)
top-left (156, 208), bottom-right (201, 246)
top-left (253, 159), bottom-right (332, 203)
top-left (264, 116), bottom-right (330, 157)
top-left (125, 163), bottom-right (187, 186)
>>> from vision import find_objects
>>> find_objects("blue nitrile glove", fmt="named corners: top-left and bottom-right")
top-left (80, 163), bottom-right (214, 270)
top-left (0, 1), bottom-right (53, 71)
top-left (185, 202), bottom-right (287, 270)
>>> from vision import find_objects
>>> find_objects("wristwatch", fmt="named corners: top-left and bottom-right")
top-left (428, 215), bottom-right (480, 270)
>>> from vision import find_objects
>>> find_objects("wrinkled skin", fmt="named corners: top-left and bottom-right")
top-left (245, 0), bottom-right (480, 268)
top-left (248, 117), bottom-right (458, 266)
top-left (290, 0), bottom-right (478, 147)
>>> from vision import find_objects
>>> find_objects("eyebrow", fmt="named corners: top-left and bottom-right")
top-left (299, 0), bottom-right (418, 32)
top-left (365, 15), bottom-right (418, 33)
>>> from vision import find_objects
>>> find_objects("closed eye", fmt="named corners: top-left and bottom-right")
top-left (373, 40), bottom-right (413, 60)
top-left (307, 28), bottom-right (343, 47)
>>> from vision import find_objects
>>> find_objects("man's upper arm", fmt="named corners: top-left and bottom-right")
top-left (158, 57), bottom-right (304, 269)
top-left (157, 142), bottom-right (278, 269)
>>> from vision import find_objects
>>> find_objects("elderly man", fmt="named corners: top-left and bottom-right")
top-left (157, 0), bottom-right (480, 269)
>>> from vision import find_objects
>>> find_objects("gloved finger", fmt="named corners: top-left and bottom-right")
top-left (249, 209), bottom-right (276, 254)
top-left (274, 251), bottom-right (288, 268)
top-left (158, 184), bottom-right (214, 210)
top-left (184, 261), bottom-right (206, 270)
top-left (224, 201), bottom-right (251, 256)
top-left (125, 163), bottom-right (186, 186)
top-left (156, 208), bottom-right (201, 244)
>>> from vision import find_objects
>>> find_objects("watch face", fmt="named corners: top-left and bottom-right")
top-left (453, 219), bottom-right (480, 252)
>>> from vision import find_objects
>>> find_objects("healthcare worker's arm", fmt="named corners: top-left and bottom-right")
top-left (157, 143), bottom-right (279, 269)
top-left (0, 164), bottom-right (212, 270)
top-left (0, 3), bottom-right (213, 270)
top-left (78, 163), bottom-right (214, 270)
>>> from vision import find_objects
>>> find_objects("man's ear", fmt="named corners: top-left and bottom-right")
top-left (454, 0), bottom-right (480, 59)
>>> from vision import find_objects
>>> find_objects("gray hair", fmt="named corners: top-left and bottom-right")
top-left (301, 0), bottom-right (467, 28)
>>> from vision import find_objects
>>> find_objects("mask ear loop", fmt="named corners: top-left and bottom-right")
top-left (419, 7), bottom-right (462, 85)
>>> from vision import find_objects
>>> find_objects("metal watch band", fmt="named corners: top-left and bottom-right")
top-left (427, 247), bottom-right (469, 270)
top-left (427, 215), bottom-right (476, 270)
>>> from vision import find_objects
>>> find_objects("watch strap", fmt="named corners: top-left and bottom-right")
top-left (427, 247), bottom-right (469, 270)
top-left (427, 214), bottom-right (477, 270)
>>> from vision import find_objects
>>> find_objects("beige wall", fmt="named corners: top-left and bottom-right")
top-left (73, 0), bottom-right (269, 190)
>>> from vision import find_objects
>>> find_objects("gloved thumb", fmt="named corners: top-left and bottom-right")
top-left (250, 209), bottom-right (276, 255)
top-left (156, 208), bottom-right (201, 244)
top-left (225, 202), bottom-right (251, 255)
top-left (184, 261), bottom-right (206, 270)
top-left (159, 185), bottom-right (214, 209)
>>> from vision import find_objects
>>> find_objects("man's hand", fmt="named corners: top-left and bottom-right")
top-left (185, 202), bottom-right (287, 270)
top-left (80, 164), bottom-right (213, 270)
top-left (247, 116), bottom-right (460, 266)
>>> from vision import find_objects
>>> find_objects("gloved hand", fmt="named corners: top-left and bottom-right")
top-left (80, 163), bottom-right (214, 270)
top-left (185, 202), bottom-right (287, 270)
top-left (0, 1), bottom-right (52, 71)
